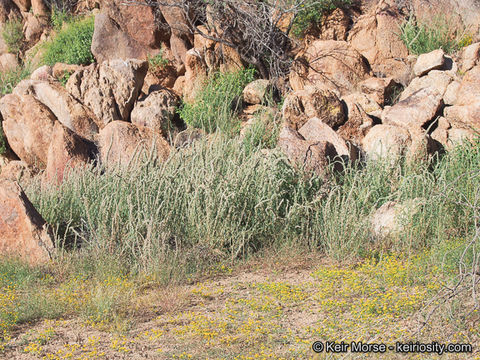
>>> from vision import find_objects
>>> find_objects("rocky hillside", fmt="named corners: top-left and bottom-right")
top-left (1, 1), bottom-right (480, 358)
top-left (0, 0), bottom-right (478, 261)
top-left (0, 0), bottom-right (479, 267)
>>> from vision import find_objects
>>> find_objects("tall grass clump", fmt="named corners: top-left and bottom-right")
top-left (2, 17), bottom-right (23, 54)
top-left (26, 134), bottom-right (480, 282)
top-left (27, 135), bottom-right (322, 278)
top-left (399, 16), bottom-right (465, 55)
top-left (178, 68), bottom-right (255, 134)
top-left (43, 15), bottom-right (95, 65)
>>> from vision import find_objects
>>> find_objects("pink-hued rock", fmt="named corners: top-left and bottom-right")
top-left (0, 178), bottom-right (55, 265)
top-left (289, 40), bottom-right (371, 95)
top-left (0, 93), bottom-right (56, 169)
top-left (45, 122), bottom-right (94, 184)
top-left (98, 121), bottom-right (170, 167)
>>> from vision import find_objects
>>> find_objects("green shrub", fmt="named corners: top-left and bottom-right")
top-left (291, 0), bottom-right (352, 38)
top-left (399, 16), bottom-right (464, 55)
top-left (50, 8), bottom-right (73, 31)
top-left (43, 16), bottom-right (95, 66)
top-left (148, 48), bottom-right (169, 74)
top-left (178, 68), bottom-right (256, 134)
top-left (2, 18), bottom-right (24, 54)
top-left (242, 107), bottom-right (281, 155)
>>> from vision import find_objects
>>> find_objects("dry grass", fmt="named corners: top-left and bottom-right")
top-left (1, 248), bottom-right (479, 359)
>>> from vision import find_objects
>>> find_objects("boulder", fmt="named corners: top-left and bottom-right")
top-left (45, 122), bottom-right (95, 184)
top-left (337, 102), bottom-right (373, 148)
top-left (98, 121), bottom-right (170, 167)
top-left (92, 0), bottom-right (165, 62)
top-left (383, 88), bottom-right (444, 134)
top-left (0, 53), bottom-right (18, 72)
top-left (0, 160), bottom-right (33, 183)
top-left (289, 40), bottom-right (371, 95)
top-left (12, 0), bottom-right (30, 12)
top-left (399, 70), bottom-right (454, 101)
top-left (371, 199), bottom-right (424, 240)
top-left (182, 49), bottom-right (208, 103)
top-left (443, 81), bottom-right (460, 105)
top-left (442, 66), bottom-right (480, 130)
top-left (359, 77), bottom-right (401, 106)
top-left (410, 0), bottom-right (480, 41)
top-left (15, 80), bottom-right (100, 141)
top-left (316, 8), bottom-right (350, 41)
top-left (243, 80), bottom-right (271, 105)
top-left (131, 89), bottom-right (180, 137)
top-left (158, 0), bottom-right (193, 65)
top-left (298, 117), bottom-right (354, 160)
top-left (23, 11), bottom-right (47, 43)
top-left (413, 49), bottom-right (446, 77)
top-left (348, 1), bottom-right (408, 65)
top-left (282, 86), bottom-right (346, 130)
top-left (431, 117), bottom-right (478, 150)
top-left (362, 124), bottom-right (411, 161)
top-left (277, 126), bottom-right (338, 177)
top-left (362, 124), bottom-right (438, 162)
top-left (67, 59), bottom-right (148, 127)
top-left (30, 65), bottom-right (53, 81)
top-left (342, 92), bottom-right (382, 117)
top-left (460, 42), bottom-right (480, 73)
top-left (444, 105), bottom-right (480, 131)
top-left (451, 66), bottom-right (480, 106)
top-left (31, 0), bottom-right (48, 16)
top-left (0, 94), bottom-right (56, 169)
top-left (0, 179), bottom-right (54, 265)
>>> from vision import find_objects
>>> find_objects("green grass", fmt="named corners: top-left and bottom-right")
top-left (0, 64), bottom-right (31, 96)
top-left (178, 69), bottom-right (256, 134)
top-left (0, 123), bottom-right (7, 156)
top-left (147, 48), bottom-right (169, 75)
top-left (2, 17), bottom-right (23, 54)
top-left (399, 16), bottom-right (467, 55)
top-left (25, 135), bottom-right (480, 277)
top-left (43, 15), bottom-right (95, 66)
top-left (291, 0), bottom-right (352, 38)
top-left (0, 136), bottom-right (478, 353)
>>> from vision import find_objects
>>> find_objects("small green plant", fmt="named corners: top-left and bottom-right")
top-left (43, 15), bottom-right (95, 66)
top-left (57, 70), bottom-right (71, 87)
top-left (2, 17), bottom-right (24, 54)
top-left (399, 16), bottom-right (465, 55)
top-left (50, 8), bottom-right (73, 31)
top-left (178, 68), bottom-right (255, 134)
top-left (0, 123), bottom-right (7, 156)
top-left (0, 65), bottom-right (31, 96)
top-left (148, 49), bottom-right (169, 75)
top-left (291, 0), bottom-right (352, 38)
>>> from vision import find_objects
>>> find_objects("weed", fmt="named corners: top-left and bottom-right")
top-left (178, 68), bottom-right (255, 134)
top-left (148, 49), bottom-right (169, 75)
top-left (0, 64), bottom-right (31, 96)
top-left (43, 15), bottom-right (95, 66)
top-left (399, 16), bottom-right (466, 55)
top-left (50, 8), bottom-right (73, 31)
top-left (2, 17), bottom-right (23, 55)
top-left (291, 0), bottom-right (352, 38)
